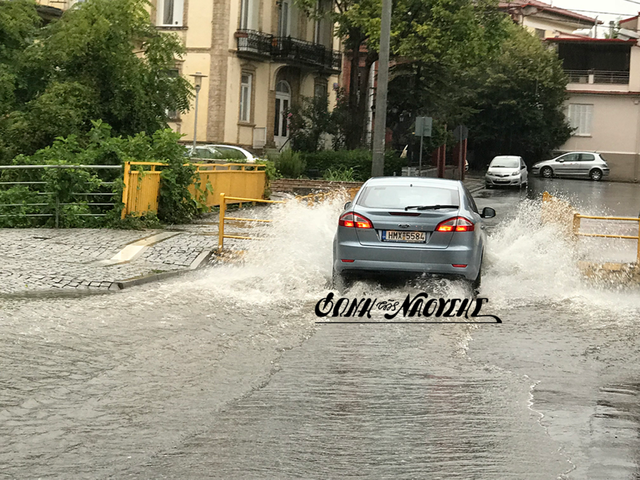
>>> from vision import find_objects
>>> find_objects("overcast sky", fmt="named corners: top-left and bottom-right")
top-left (550, 0), bottom-right (640, 26)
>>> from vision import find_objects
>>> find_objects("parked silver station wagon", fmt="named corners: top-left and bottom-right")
top-left (332, 177), bottom-right (496, 289)
top-left (532, 152), bottom-right (610, 181)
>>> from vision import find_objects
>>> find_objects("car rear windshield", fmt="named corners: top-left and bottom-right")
top-left (357, 185), bottom-right (459, 209)
top-left (490, 158), bottom-right (519, 168)
top-left (214, 147), bottom-right (247, 160)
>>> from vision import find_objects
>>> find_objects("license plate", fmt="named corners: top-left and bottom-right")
top-left (382, 230), bottom-right (426, 243)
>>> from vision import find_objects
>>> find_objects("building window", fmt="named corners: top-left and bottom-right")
top-left (240, 0), bottom-right (249, 29)
top-left (239, 0), bottom-right (257, 30)
top-left (165, 69), bottom-right (180, 119)
top-left (240, 73), bottom-right (253, 123)
top-left (535, 28), bottom-right (545, 39)
top-left (314, 0), bottom-right (324, 44)
top-left (568, 104), bottom-right (593, 136)
top-left (157, 0), bottom-right (183, 26)
top-left (279, 0), bottom-right (290, 37)
top-left (274, 80), bottom-right (291, 139)
top-left (314, 81), bottom-right (327, 98)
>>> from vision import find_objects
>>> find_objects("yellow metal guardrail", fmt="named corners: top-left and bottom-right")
top-left (542, 191), bottom-right (640, 265)
top-left (121, 161), bottom-right (266, 218)
top-left (295, 187), bottom-right (361, 205)
top-left (217, 187), bottom-right (361, 251)
top-left (218, 193), bottom-right (284, 249)
top-left (572, 213), bottom-right (640, 264)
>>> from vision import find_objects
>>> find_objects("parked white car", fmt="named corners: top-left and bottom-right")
top-left (186, 144), bottom-right (257, 163)
top-left (485, 155), bottom-right (528, 188)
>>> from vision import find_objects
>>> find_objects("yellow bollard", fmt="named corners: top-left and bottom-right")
top-left (219, 193), bottom-right (226, 250)
top-left (573, 213), bottom-right (581, 237)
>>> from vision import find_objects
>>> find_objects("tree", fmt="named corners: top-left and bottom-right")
top-left (296, 0), bottom-right (502, 150)
top-left (0, 0), bottom-right (192, 163)
top-left (464, 21), bottom-right (572, 165)
top-left (0, 0), bottom-right (42, 160)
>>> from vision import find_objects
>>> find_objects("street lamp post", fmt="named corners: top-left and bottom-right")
top-left (189, 72), bottom-right (207, 152)
top-left (371, 0), bottom-right (392, 177)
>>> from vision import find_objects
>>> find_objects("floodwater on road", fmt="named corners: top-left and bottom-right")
top-left (1, 179), bottom-right (640, 479)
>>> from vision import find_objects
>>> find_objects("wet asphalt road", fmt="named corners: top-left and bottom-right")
top-left (1, 176), bottom-right (640, 479)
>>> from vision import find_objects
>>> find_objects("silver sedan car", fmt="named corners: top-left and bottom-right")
top-left (332, 177), bottom-right (495, 289)
top-left (531, 152), bottom-right (609, 181)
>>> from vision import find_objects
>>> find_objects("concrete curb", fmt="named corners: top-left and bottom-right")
top-left (114, 250), bottom-right (214, 290)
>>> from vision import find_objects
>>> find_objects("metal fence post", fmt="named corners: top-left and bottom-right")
top-left (121, 161), bottom-right (131, 219)
top-left (55, 195), bottom-right (60, 228)
top-left (218, 193), bottom-right (226, 250)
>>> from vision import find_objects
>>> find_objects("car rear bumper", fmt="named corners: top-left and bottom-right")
top-left (334, 241), bottom-right (479, 280)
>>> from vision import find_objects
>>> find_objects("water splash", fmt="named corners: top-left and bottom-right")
top-left (168, 193), bottom-right (640, 318)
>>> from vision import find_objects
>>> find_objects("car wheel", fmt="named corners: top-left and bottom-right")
top-left (541, 166), bottom-right (553, 178)
top-left (332, 267), bottom-right (352, 292)
top-left (471, 261), bottom-right (482, 291)
top-left (590, 169), bottom-right (603, 181)
top-left (485, 183), bottom-right (492, 189)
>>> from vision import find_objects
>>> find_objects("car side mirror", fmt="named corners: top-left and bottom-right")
top-left (521, 165), bottom-right (526, 170)
top-left (344, 201), bottom-right (352, 210)
top-left (481, 207), bottom-right (496, 219)
top-left (556, 159), bottom-right (564, 163)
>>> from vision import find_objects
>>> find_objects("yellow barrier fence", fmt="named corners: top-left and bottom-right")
top-left (572, 213), bottom-right (640, 264)
top-left (217, 187), bottom-right (361, 251)
top-left (218, 193), bottom-right (285, 249)
top-left (542, 191), bottom-right (640, 265)
top-left (121, 162), bottom-right (267, 218)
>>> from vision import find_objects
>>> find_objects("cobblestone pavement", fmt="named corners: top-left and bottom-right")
top-left (0, 227), bottom-right (217, 294)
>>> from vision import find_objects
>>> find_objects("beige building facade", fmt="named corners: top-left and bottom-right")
top-left (154, 0), bottom-right (342, 152)
top-left (36, 0), bottom-right (343, 153)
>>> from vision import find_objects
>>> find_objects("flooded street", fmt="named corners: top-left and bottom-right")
top-left (1, 178), bottom-right (640, 479)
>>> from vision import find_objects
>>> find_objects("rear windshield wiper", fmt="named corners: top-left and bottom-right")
top-left (405, 204), bottom-right (459, 211)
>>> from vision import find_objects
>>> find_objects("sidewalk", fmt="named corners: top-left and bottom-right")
top-left (463, 173), bottom-right (485, 194)
top-left (0, 227), bottom-right (218, 294)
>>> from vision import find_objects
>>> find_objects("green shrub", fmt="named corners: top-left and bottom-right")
top-left (256, 159), bottom-right (280, 198)
top-left (323, 166), bottom-right (356, 182)
top-left (300, 149), bottom-right (404, 181)
top-left (0, 186), bottom-right (42, 227)
top-left (274, 149), bottom-right (307, 178)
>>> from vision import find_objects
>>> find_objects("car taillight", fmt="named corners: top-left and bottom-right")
top-left (339, 212), bottom-right (373, 229)
top-left (435, 217), bottom-right (475, 232)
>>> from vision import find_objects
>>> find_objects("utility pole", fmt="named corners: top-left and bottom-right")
top-left (371, 0), bottom-right (392, 177)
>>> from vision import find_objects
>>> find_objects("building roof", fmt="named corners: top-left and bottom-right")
top-left (619, 15), bottom-right (639, 24)
top-left (498, 1), bottom-right (599, 25)
top-left (546, 34), bottom-right (636, 44)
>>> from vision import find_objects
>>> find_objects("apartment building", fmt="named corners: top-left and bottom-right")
top-left (498, 0), bottom-right (598, 39)
top-left (546, 27), bottom-right (640, 182)
top-left (36, 0), bottom-right (343, 152)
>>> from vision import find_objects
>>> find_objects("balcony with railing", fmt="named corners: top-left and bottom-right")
top-left (565, 69), bottom-right (630, 85)
top-left (235, 30), bottom-right (342, 72)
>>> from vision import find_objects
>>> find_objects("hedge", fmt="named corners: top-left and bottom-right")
top-left (299, 149), bottom-right (405, 181)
